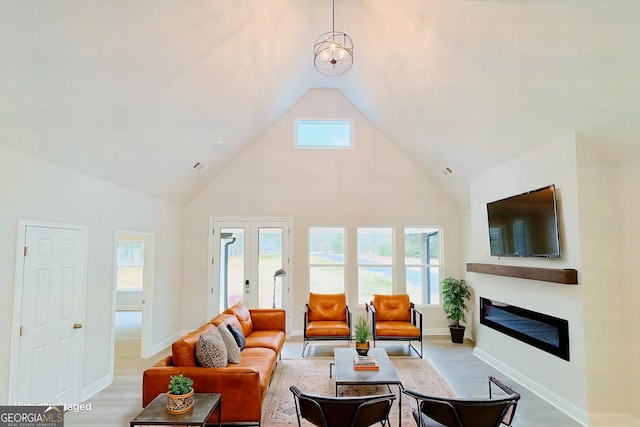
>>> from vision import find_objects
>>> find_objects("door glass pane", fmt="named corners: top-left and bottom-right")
top-left (309, 227), bottom-right (345, 293)
top-left (258, 228), bottom-right (284, 308)
top-left (220, 228), bottom-right (244, 310)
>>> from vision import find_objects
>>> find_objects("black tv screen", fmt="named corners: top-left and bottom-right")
top-left (486, 185), bottom-right (561, 258)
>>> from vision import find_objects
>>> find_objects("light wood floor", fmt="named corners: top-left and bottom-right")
top-left (65, 311), bottom-right (583, 426)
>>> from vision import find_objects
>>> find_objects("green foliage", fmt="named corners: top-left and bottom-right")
top-left (354, 316), bottom-right (371, 343)
top-left (441, 277), bottom-right (471, 327)
top-left (168, 374), bottom-right (193, 395)
top-left (377, 241), bottom-right (392, 257)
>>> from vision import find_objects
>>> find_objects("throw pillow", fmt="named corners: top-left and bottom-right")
top-left (227, 324), bottom-right (246, 350)
top-left (195, 334), bottom-right (227, 368)
top-left (217, 324), bottom-right (241, 364)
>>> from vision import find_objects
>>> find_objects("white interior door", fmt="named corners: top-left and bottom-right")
top-left (14, 223), bottom-right (87, 405)
top-left (209, 219), bottom-right (291, 318)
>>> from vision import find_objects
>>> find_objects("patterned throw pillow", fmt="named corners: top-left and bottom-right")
top-left (217, 324), bottom-right (241, 364)
top-left (195, 334), bottom-right (227, 368)
top-left (227, 324), bottom-right (246, 350)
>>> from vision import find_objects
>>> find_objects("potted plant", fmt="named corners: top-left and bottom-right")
top-left (354, 316), bottom-right (372, 356)
top-left (442, 277), bottom-right (472, 344)
top-left (166, 374), bottom-right (195, 414)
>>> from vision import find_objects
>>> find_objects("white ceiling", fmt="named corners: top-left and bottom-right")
top-left (1, 0), bottom-right (639, 207)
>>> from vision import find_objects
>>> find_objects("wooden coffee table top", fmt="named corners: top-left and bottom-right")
top-left (334, 348), bottom-right (402, 387)
top-left (130, 392), bottom-right (221, 426)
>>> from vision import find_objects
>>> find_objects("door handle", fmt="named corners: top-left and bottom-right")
top-left (245, 279), bottom-right (250, 294)
top-left (73, 323), bottom-right (83, 329)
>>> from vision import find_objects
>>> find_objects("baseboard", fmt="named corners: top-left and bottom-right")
top-left (80, 373), bottom-right (113, 403)
top-left (589, 413), bottom-right (640, 427)
top-left (146, 330), bottom-right (183, 358)
top-left (473, 347), bottom-right (589, 426)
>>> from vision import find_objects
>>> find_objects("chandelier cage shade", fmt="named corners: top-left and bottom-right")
top-left (314, 32), bottom-right (354, 77)
top-left (314, 0), bottom-right (353, 77)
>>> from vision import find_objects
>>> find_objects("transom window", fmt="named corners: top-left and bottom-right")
top-left (295, 119), bottom-right (353, 149)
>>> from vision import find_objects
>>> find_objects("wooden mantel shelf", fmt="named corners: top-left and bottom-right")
top-left (466, 263), bottom-right (578, 285)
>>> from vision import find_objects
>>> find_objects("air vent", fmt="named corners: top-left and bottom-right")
top-left (192, 162), bottom-right (207, 173)
top-left (441, 167), bottom-right (453, 176)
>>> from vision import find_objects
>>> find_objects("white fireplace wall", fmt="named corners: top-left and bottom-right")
top-left (468, 133), bottom-right (588, 421)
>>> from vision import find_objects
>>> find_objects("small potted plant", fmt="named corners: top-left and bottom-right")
top-left (442, 277), bottom-right (472, 344)
top-left (354, 316), bottom-right (372, 356)
top-left (166, 374), bottom-right (194, 414)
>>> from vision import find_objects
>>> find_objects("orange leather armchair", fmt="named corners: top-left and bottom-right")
top-left (366, 294), bottom-right (423, 358)
top-left (303, 293), bottom-right (352, 357)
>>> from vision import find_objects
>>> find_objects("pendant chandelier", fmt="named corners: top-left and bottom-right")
top-left (313, 0), bottom-right (353, 77)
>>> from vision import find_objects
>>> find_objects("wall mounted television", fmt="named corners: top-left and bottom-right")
top-left (486, 185), bottom-right (561, 258)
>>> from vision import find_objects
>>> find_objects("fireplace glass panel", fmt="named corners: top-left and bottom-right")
top-left (480, 297), bottom-right (570, 361)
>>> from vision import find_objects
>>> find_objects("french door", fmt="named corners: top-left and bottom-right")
top-left (209, 219), bottom-right (291, 320)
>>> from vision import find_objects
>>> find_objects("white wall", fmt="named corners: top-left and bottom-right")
top-left (468, 134), bottom-right (635, 426)
top-left (575, 136), bottom-right (627, 423)
top-left (184, 88), bottom-right (464, 333)
top-left (0, 146), bottom-right (184, 404)
top-left (619, 161), bottom-right (640, 422)
top-left (468, 134), bottom-right (589, 420)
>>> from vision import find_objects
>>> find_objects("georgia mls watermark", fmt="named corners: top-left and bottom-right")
top-left (0, 406), bottom-right (63, 427)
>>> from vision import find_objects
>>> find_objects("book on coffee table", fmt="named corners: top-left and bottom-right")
top-left (353, 355), bottom-right (379, 370)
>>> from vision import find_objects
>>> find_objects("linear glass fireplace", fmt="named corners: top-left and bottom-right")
top-left (480, 297), bottom-right (570, 361)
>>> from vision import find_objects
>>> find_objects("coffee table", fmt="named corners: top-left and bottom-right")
top-left (333, 348), bottom-right (403, 426)
top-left (130, 392), bottom-right (221, 426)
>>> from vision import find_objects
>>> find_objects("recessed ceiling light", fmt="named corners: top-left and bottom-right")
top-left (426, 144), bottom-right (436, 152)
top-left (215, 140), bottom-right (223, 149)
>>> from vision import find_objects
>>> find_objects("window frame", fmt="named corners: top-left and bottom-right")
top-left (308, 226), bottom-right (347, 294)
top-left (294, 118), bottom-right (354, 150)
top-left (403, 226), bottom-right (442, 306)
top-left (356, 226), bottom-right (394, 304)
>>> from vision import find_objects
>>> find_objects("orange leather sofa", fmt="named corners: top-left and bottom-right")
top-left (302, 292), bottom-right (352, 357)
top-left (142, 302), bottom-right (286, 425)
top-left (366, 294), bottom-right (423, 357)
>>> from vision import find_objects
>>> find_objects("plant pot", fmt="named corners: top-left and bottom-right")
top-left (167, 388), bottom-right (194, 414)
top-left (449, 325), bottom-right (465, 344)
top-left (355, 342), bottom-right (370, 356)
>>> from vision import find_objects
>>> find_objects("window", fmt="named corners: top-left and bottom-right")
top-left (295, 119), bottom-right (352, 149)
top-left (357, 227), bottom-right (393, 304)
top-left (116, 235), bottom-right (145, 291)
top-left (404, 227), bottom-right (441, 305)
top-left (309, 227), bottom-right (345, 293)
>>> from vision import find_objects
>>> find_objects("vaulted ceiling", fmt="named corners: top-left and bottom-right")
top-left (2, 0), bottom-right (639, 207)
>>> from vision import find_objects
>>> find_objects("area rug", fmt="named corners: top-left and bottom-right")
top-left (262, 357), bottom-right (456, 426)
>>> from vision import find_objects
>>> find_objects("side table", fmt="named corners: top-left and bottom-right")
top-left (130, 392), bottom-right (221, 427)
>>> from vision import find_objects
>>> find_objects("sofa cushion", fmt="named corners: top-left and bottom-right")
top-left (237, 347), bottom-right (277, 398)
top-left (172, 323), bottom-right (218, 367)
top-left (195, 334), bottom-right (228, 368)
top-left (373, 294), bottom-right (411, 322)
top-left (224, 302), bottom-right (254, 337)
top-left (227, 324), bottom-right (246, 350)
top-left (307, 293), bottom-right (347, 322)
top-left (244, 330), bottom-right (286, 353)
top-left (217, 324), bottom-right (241, 363)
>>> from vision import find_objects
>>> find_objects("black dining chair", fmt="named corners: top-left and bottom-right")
top-left (402, 376), bottom-right (520, 427)
top-left (290, 385), bottom-right (396, 427)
